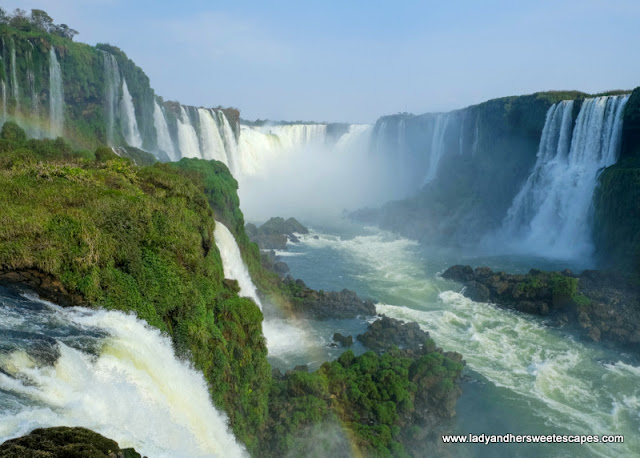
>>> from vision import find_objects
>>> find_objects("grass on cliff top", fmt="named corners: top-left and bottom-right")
top-left (0, 122), bottom-right (270, 451)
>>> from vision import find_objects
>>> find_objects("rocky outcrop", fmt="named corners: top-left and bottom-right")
top-left (246, 217), bottom-right (309, 250)
top-left (0, 269), bottom-right (88, 308)
top-left (0, 427), bottom-right (141, 458)
top-left (442, 265), bottom-right (640, 349)
top-left (357, 315), bottom-right (432, 352)
top-left (282, 276), bottom-right (376, 320)
top-left (332, 332), bottom-right (353, 347)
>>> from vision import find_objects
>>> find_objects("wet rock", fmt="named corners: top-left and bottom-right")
top-left (0, 426), bottom-right (142, 457)
top-left (465, 281), bottom-right (490, 302)
top-left (443, 264), bottom-right (640, 352)
top-left (357, 315), bottom-right (431, 352)
top-left (333, 332), bottom-right (353, 347)
top-left (245, 217), bottom-right (308, 250)
top-left (283, 277), bottom-right (376, 320)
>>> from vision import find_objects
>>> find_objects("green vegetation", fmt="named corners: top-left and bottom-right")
top-left (0, 125), bottom-right (270, 451)
top-left (268, 347), bottom-right (463, 457)
top-left (0, 125), bottom-right (462, 456)
top-left (593, 87), bottom-right (640, 274)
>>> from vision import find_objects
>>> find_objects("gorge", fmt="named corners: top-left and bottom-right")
top-left (0, 7), bottom-right (639, 458)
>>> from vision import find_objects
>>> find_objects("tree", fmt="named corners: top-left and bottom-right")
top-left (53, 23), bottom-right (78, 40)
top-left (30, 9), bottom-right (54, 32)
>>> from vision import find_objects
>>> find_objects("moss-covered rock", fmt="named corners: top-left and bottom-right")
top-left (0, 427), bottom-right (141, 458)
top-left (443, 265), bottom-right (640, 349)
top-left (0, 136), bottom-right (270, 452)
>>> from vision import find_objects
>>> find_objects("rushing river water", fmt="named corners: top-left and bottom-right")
top-left (273, 221), bottom-right (640, 458)
top-left (0, 288), bottom-right (246, 458)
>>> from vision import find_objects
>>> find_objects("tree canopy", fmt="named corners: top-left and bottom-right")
top-left (0, 8), bottom-right (78, 40)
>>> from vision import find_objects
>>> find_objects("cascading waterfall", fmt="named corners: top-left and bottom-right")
top-left (119, 79), bottom-right (143, 148)
top-left (218, 112), bottom-right (239, 174)
top-left (213, 221), bottom-right (262, 309)
top-left (153, 100), bottom-right (178, 161)
top-left (0, 80), bottom-right (6, 122)
top-left (10, 41), bottom-right (19, 114)
top-left (500, 95), bottom-right (629, 259)
top-left (176, 106), bottom-right (202, 158)
top-left (103, 52), bottom-right (121, 145)
top-left (0, 288), bottom-right (246, 458)
top-left (423, 112), bottom-right (451, 185)
top-left (48, 47), bottom-right (64, 138)
top-left (198, 108), bottom-right (228, 164)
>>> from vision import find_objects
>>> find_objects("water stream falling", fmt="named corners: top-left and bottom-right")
top-left (48, 47), bottom-right (64, 138)
top-left (500, 95), bottom-right (629, 259)
top-left (10, 41), bottom-right (19, 114)
top-left (119, 79), bottom-right (143, 148)
top-left (213, 221), bottom-right (262, 308)
top-left (0, 287), bottom-right (246, 458)
top-left (153, 100), bottom-right (178, 161)
top-left (103, 52), bottom-right (121, 145)
top-left (198, 108), bottom-right (228, 164)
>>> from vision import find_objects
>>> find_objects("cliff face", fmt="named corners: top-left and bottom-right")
top-left (593, 87), bottom-right (640, 273)
top-left (0, 25), bottom-right (239, 156)
top-left (354, 91), bottom-right (589, 244)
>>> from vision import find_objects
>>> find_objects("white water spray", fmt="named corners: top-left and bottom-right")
top-left (176, 106), bottom-right (201, 158)
top-left (0, 293), bottom-right (246, 458)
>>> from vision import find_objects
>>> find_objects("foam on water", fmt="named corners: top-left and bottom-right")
top-left (291, 226), bottom-right (640, 456)
top-left (0, 293), bottom-right (246, 458)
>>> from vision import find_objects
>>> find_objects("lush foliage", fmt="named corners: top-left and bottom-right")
top-left (268, 347), bottom-right (463, 457)
top-left (0, 128), bottom-right (270, 452)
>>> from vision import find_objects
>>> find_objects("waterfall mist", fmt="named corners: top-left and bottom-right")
top-left (236, 124), bottom-right (399, 223)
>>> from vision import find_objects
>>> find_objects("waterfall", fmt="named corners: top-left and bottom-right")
top-left (48, 47), bottom-right (64, 138)
top-left (1, 80), bottom-right (7, 123)
top-left (218, 112), bottom-right (239, 174)
top-left (153, 100), bottom-right (178, 161)
top-left (423, 112), bottom-right (452, 185)
top-left (10, 42), bottom-right (19, 114)
top-left (198, 108), bottom-right (228, 164)
top-left (176, 106), bottom-right (202, 158)
top-left (213, 221), bottom-right (262, 309)
top-left (0, 288), bottom-right (246, 458)
top-left (500, 95), bottom-right (629, 259)
top-left (119, 79), bottom-right (143, 148)
top-left (103, 52), bottom-right (120, 145)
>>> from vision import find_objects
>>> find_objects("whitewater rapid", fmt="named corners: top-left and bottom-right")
top-left (283, 225), bottom-right (640, 457)
top-left (0, 288), bottom-right (246, 458)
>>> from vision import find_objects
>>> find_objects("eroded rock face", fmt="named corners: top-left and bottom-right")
top-left (357, 315), bottom-right (431, 352)
top-left (0, 427), bottom-right (142, 458)
top-left (246, 217), bottom-right (309, 250)
top-left (283, 276), bottom-right (376, 320)
top-left (0, 269), bottom-right (88, 307)
top-left (443, 265), bottom-right (640, 350)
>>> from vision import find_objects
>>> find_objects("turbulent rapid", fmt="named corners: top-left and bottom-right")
top-left (280, 224), bottom-right (640, 457)
top-left (0, 287), bottom-right (246, 458)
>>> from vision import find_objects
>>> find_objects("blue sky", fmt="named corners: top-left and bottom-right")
top-left (3, 0), bottom-right (640, 122)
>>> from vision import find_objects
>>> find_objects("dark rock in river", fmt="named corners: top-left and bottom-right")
top-left (357, 315), bottom-right (432, 352)
top-left (443, 265), bottom-right (640, 351)
top-left (283, 276), bottom-right (376, 320)
top-left (246, 217), bottom-right (309, 250)
top-left (0, 427), bottom-right (142, 457)
top-left (332, 332), bottom-right (353, 347)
